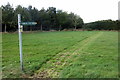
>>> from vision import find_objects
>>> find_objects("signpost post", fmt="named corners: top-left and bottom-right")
top-left (18, 14), bottom-right (23, 71)
top-left (18, 14), bottom-right (37, 71)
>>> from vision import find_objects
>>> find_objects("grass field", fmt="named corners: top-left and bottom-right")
top-left (2, 31), bottom-right (118, 78)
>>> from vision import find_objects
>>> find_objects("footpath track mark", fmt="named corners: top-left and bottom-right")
top-left (32, 32), bottom-right (103, 78)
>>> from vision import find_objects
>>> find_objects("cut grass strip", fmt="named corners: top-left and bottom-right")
top-left (2, 31), bottom-right (97, 78)
top-left (32, 32), bottom-right (103, 78)
top-left (60, 31), bottom-right (118, 78)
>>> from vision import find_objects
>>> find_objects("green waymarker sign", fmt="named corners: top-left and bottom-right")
top-left (20, 22), bottom-right (37, 25)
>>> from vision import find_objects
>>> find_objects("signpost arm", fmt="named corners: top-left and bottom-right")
top-left (18, 14), bottom-right (23, 71)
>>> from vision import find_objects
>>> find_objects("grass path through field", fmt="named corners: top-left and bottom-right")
top-left (32, 32), bottom-right (103, 78)
top-left (2, 31), bottom-right (98, 78)
top-left (2, 31), bottom-right (117, 78)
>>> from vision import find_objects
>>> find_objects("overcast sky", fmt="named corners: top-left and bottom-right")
top-left (1, 0), bottom-right (119, 23)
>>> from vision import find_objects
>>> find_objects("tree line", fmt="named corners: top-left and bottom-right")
top-left (1, 3), bottom-right (119, 32)
top-left (83, 20), bottom-right (120, 30)
top-left (1, 3), bottom-right (84, 32)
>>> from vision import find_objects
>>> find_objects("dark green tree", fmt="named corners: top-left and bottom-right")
top-left (2, 3), bottom-right (14, 32)
top-left (47, 7), bottom-right (57, 30)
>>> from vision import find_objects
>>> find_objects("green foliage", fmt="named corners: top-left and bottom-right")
top-left (2, 3), bottom-right (15, 31)
top-left (68, 13), bottom-right (83, 29)
top-left (2, 3), bottom-right (119, 32)
top-left (82, 20), bottom-right (119, 30)
top-left (2, 3), bottom-right (14, 24)
top-left (1, 4), bottom-right (84, 32)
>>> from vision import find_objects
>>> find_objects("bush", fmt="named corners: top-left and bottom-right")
top-left (82, 20), bottom-right (119, 30)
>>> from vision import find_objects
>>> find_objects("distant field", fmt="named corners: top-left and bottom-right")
top-left (2, 31), bottom-right (118, 78)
